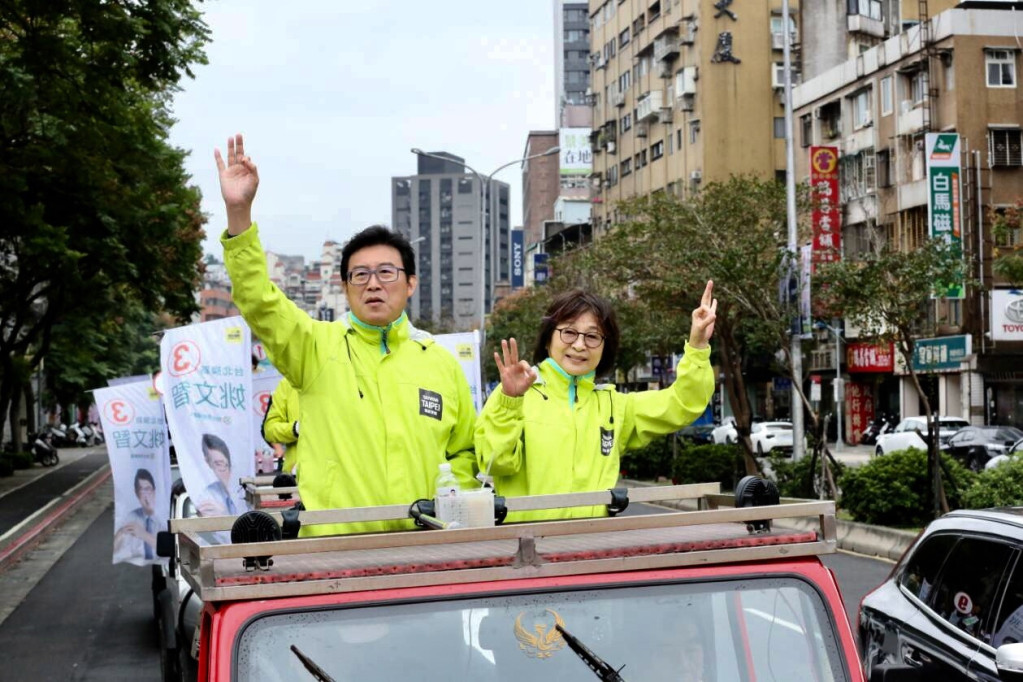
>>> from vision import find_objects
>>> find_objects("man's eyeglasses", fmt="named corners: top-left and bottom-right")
top-left (555, 327), bottom-right (605, 348)
top-left (347, 265), bottom-right (405, 286)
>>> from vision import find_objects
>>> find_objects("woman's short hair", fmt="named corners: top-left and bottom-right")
top-left (532, 289), bottom-right (619, 378)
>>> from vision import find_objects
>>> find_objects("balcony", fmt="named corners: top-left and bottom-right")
top-left (896, 102), bottom-right (925, 137)
top-left (847, 13), bottom-right (884, 38)
top-left (610, 86), bottom-right (626, 108)
top-left (653, 32), bottom-right (679, 62)
top-left (844, 126), bottom-right (875, 155)
top-left (897, 178), bottom-right (928, 211)
top-left (636, 90), bottom-right (664, 123)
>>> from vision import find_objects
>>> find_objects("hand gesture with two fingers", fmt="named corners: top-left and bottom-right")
top-left (494, 338), bottom-right (538, 398)
top-left (688, 280), bottom-right (718, 349)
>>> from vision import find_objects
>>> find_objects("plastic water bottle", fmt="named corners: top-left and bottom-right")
top-left (434, 462), bottom-right (461, 524)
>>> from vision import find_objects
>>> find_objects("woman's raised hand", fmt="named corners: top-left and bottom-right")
top-left (689, 280), bottom-right (718, 349)
top-left (494, 338), bottom-right (537, 398)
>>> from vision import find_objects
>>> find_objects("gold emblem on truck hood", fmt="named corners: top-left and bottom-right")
top-left (514, 609), bottom-right (566, 659)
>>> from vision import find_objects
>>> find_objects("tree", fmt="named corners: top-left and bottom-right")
top-left (593, 177), bottom-right (814, 477)
top-left (988, 199), bottom-right (1023, 288)
top-left (0, 1), bottom-right (209, 443)
top-left (815, 238), bottom-right (970, 517)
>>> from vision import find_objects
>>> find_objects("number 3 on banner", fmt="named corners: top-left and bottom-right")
top-left (169, 340), bottom-right (201, 378)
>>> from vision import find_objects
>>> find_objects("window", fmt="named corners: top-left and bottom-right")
top-left (800, 114), bottom-right (812, 147)
top-left (987, 50), bottom-right (1017, 87)
top-left (820, 101), bottom-right (841, 139)
top-left (851, 89), bottom-right (872, 129)
top-left (620, 113), bottom-right (632, 133)
top-left (677, 128), bottom-right (683, 150)
top-left (880, 76), bottom-right (893, 116)
top-left (774, 117), bottom-right (786, 139)
top-left (621, 158), bottom-right (632, 176)
top-left (910, 71), bottom-right (926, 103)
top-left (928, 537), bottom-right (1014, 644)
top-left (651, 141), bottom-right (664, 160)
top-left (897, 534), bottom-right (956, 604)
top-left (848, 0), bottom-right (881, 20)
top-left (876, 149), bottom-right (892, 188)
top-left (458, 179), bottom-right (474, 194)
top-left (989, 128), bottom-right (1023, 167)
top-left (619, 28), bottom-right (630, 48)
top-left (618, 71), bottom-right (631, 92)
top-left (770, 15), bottom-right (796, 48)
top-left (608, 164), bottom-right (618, 186)
top-left (689, 119), bottom-right (701, 144)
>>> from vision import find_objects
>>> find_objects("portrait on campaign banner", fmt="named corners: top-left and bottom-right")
top-left (95, 381), bottom-right (171, 567)
top-left (160, 317), bottom-right (254, 518)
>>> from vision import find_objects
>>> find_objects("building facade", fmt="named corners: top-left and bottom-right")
top-left (555, 1), bottom-right (594, 118)
top-left (794, 4), bottom-right (1023, 435)
top-left (392, 153), bottom-right (510, 330)
top-left (588, 0), bottom-right (800, 233)
top-left (522, 131), bottom-right (561, 251)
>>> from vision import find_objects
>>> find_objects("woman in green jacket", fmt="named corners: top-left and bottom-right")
top-left (476, 282), bottom-right (717, 521)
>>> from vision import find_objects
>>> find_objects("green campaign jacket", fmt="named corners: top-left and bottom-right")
top-left (224, 225), bottom-right (477, 534)
top-left (475, 344), bottom-right (713, 522)
top-left (261, 377), bottom-right (300, 473)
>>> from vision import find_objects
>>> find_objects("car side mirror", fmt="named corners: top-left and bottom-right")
top-left (156, 530), bottom-right (176, 559)
top-left (997, 642), bottom-right (1023, 681)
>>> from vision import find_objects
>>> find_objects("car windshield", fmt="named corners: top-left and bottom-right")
top-left (235, 578), bottom-right (851, 681)
top-left (991, 427), bottom-right (1023, 442)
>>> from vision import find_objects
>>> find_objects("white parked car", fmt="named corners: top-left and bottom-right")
top-left (874, 415), bottom-right (969, 456)
top-left (711, 417), bottom-right (737, 444)
top-left (749, 421), bottom-right (796, 456)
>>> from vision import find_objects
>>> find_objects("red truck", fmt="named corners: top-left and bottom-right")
top-left (171, 482), bottom-right (865, 681)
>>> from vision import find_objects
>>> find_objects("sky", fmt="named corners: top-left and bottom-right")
top-left (169, 0), bottom-right (558, 262)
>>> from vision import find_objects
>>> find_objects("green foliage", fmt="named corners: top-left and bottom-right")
top-left (0, 1), bottom-right (209, 435)
top-left (671, 443), bottom-right (745, 491)
top-left (765, 452), bottom-right (848, 499)
top-left (620, 435), bottom-right (675, 481)
top-left (3, 451), bottom-right (34, 470)
top-left (962, 456), bottom-right (1023, 508)
top-left (988, 200), bottom-right (1023, 288)
top-left (841, 449), bottom-right (976, 527)
top-left (0, 458), bottom-right (13, 477)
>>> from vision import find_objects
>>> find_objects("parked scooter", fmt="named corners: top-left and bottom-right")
top-left (78, 421), bottom-right (101, 446)
top-left (861, 413), bottom-right (895, 446)
top-left (46, 423), bottom-right (73, 448)
top-left (67, 421), bottom-right (89, 447)
top-left (30, 431), bottom-right (59, 467)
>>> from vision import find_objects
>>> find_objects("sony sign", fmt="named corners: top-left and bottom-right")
top-left (511, 230), bottom-right (524, 290)
top-left (991, 289), bottom-right (1023, 341)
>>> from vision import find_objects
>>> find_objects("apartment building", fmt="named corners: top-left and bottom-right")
top-left (588, 0), bottom-right (800, 231)
top-left (392, 153), bottom-right (510, 330)
top-left (794, 4), bottom-right (1023, 433)
top-left (555, 1), bottom-right (594, 117)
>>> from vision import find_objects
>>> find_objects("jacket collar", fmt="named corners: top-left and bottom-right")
top-left (346, 311), bottom-right (410, 355)
top-left (540, 358), bottom-right (595, 408)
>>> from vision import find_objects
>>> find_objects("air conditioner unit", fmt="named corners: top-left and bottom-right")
top-left (690, 170), bottom-right (702, 181)
top-left (678, 94), bottom-right (695, 111)
top-left (635, 122), bottom-right (649, 138)
top-left (607, 140), bottom-right (617, 153)
top-left (771, 32), bottom-right (784, 50)
top-left (585, 87), bottom-right (594, 97)
top-left (658, 107), bottom-right (673, 124)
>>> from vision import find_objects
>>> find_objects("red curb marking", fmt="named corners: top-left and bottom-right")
top-left (0, 468), bottom-right (112, 568)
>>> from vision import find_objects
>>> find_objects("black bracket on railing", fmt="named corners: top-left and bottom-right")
top-left (280, 507), bottom-right (302, 540)
top-left (606, 487), bottom-right (630, 517)
top-left (494, 496), bottom-right (508, 525)
top-left (272, 473), bottom-right (296, 500)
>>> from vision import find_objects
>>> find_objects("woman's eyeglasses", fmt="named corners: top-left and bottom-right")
top-left (555, 327), bottom-right (605, 348)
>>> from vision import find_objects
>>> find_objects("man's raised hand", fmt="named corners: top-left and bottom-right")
top-left (494, 338), bottom-right (537, 398)
top-left (214, 133), bottom-right (259, 235)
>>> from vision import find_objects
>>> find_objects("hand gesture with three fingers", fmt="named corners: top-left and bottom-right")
top-left (494, 338), bottom-right (538, 398)
top-left (689, 280), bottom-right (718, 349)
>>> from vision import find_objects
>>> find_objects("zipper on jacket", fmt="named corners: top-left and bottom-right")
top-left (343, 335), bottom-right (364, 399)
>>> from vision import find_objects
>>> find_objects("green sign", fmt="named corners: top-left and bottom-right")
top-left (925, 133), bottom-right (964, 299)
top-left (912, 335), bottom-right (972, 373)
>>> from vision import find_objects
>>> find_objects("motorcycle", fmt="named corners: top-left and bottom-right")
top-left (861, 414), bottom-right (895, 446)
top-left (30, 431), bottom-right (60, 467)
top-left (67, 421), bottom-right (89, 447)
top-left (47, 423), bottom-right (73, 448)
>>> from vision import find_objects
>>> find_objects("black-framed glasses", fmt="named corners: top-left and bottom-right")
top-left (555, 327), bottom-right (605, 348)
top-left (347, 265), bottom-right (405, 286)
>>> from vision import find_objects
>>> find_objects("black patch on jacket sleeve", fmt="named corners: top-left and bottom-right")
top-left (419, 389), bottom-right (443, 420)
top-left (600, 427), bottom-right (615, 456)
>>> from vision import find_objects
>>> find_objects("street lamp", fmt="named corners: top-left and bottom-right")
top-left (411, 146), bottom-right (560, 339)
top-left (815, 320), bottom-right (844, 447)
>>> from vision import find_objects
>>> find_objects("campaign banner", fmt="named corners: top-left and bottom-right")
top-left (433, 330), bottom-right (483, 412)
top-left (809, 146), bottom-right (841, 271)
top-left (96, 380), bottom-right (171, 567)
top-left (559, 128), bottom-right (593, 176)
top-left (511, 230), bottom-right (525, 290)
top-left (108, 374), bottom-right (150, 387)
top-left (252, 365), bottom-right (283, 473)
top-left (160, 317), bottom-right (252, 518)
top-left (925, 132), bottom-right (964, 298)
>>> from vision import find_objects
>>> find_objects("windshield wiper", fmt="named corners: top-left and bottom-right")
top-left (555, 624), bottom-right (627, 682)
top-left (291, 644), bottom-right (337, 682)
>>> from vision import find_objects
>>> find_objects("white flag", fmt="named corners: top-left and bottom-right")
top-left (160, 317), bottom-right (253, 518)
top-left (252, 365), bottom-right (283, 474)
top-left (96, 381), bottom-right (171, 566)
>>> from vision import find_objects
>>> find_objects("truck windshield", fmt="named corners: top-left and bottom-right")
top-left (236, 577), bottom-right (850, 681)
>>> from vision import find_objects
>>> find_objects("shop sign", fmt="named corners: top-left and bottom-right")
top-left (990, 289), bottom-right (1023, 341)
top-left (911, 335), bottom-right (972, 373)
top-left (846, 342), bottom-right (894, 373)
top-left (844, 381), bottom-right (875, 445)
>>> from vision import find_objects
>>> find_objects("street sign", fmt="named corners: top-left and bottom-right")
top-left (810, 375), bottom-right (822, 403)
top-left (534, 253), bottom-right (549, 285)
top-left (511, 230), bottom-right (524, 290)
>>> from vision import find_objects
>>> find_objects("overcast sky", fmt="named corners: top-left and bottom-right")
top-left (169, 0), bottom-right (557, 262)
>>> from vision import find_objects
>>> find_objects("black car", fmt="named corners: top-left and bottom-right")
top-left (859, 508), bottom-right (1023, 681)
top-left (677, 423), bottom-right (715, 445)
top-left (943, 426), bottom-right (1023, 471)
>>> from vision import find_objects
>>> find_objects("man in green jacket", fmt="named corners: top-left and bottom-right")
top-left (261, 377), bottom-right (300, 474)
top-left (216, 134), bottom-right (478, 535)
